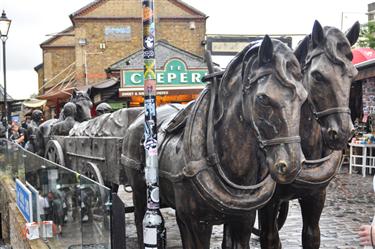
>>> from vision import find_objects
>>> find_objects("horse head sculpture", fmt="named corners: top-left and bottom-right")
top-left (218, 35), bottom-right (307, 185)
top-left (295, 20), bottom-right (359, 150)
top-left (70, 88), bottom-right (93, 122)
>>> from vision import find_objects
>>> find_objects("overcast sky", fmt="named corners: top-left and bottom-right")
top-left (1, 0), bottom-right (373, 99)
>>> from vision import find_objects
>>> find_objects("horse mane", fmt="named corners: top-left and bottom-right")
top-left (214, 42), bottom-right (260, 124)
top-left (322, 26), bottom-right (352, 67)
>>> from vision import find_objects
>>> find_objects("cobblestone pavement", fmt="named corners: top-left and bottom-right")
top-left (120, 164), bottom-right (375, 249)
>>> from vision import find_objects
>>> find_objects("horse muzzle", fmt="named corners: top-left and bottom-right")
top-left (267, 144), bottom-right (304, 184)
top-left (322, 121), bottom-right (352, 150)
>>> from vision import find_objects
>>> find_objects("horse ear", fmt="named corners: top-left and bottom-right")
top-left (294, 35), bottom-right (310, 64)
top-left (311, 20), bottom-right (324, 48)
top-left (345, 21), bottom-right (360, 46)
top-left (258, 35), bottom-right (273, 66)
top-left (86, 87), bottom-right (92, 96)
top-left (72, 88), bottom-right (78, 98)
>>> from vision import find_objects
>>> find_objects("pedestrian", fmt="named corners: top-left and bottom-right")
top-left (38, 193), bottom-right (49, 221)
top-left (48, 191), bottom-right (64, 234)
top-left (9, 122), bottom-right (25, 146)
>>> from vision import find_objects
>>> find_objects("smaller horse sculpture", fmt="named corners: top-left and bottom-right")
top-left (122, 35), bottom-right (307, 249)
top-left (258, 20), bottom-right (360, 249)
top-left (35, 88), bottom-right (93, 156)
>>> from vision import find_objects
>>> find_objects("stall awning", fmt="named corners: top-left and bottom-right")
top-left (91, 78), bottom-right (118, 90)
top-left (22, 99), bottom-right (47, 108)
top-left (352, 48), bottom-right (375, 65)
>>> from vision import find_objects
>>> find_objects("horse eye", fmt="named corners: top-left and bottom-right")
top-left (256, 94), bottom-right (271, 106)
top-left (311, 71), bottom-right (325, 82)
top-left (346, 52), bottom-right (353, 61)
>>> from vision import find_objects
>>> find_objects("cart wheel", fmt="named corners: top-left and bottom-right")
top-left (81, 162), bottom-right (110, 230)
top-left (252, 201), bottom-right (289, 236)
top-left (81, 162), bottom-right (104, 186)
top-left (45, 140), bottom-right (65, 166)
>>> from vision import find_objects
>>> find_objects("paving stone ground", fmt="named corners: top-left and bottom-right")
top-left (120, 164), bottom-right (375, 249)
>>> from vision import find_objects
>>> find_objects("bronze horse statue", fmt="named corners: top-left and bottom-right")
top-left (122, 36), bottom-right (307, 249)
top-left (257, 21), bottom-right (360, 249)
top-left (34, 88), bottom-right (93, 156)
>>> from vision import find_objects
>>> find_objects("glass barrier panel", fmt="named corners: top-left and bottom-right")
top-left (0, 139), bottom-right (7, 173)
top-left (80, 175), bottom-right (112, 249)
top-left (0, 139), bottom-right (24, 180)
top-left (23, 149), bottom-right (83, 249)
top-left (0, 138), bottom-right (115, 249)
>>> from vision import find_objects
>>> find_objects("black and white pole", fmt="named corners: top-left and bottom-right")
top-left (142, 1), bottom-right (166, 249)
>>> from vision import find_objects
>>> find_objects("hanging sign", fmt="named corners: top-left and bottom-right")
top-left (122, 59), bottom-right (207, 86)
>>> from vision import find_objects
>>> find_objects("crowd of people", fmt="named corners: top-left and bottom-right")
top-left (0, 109), bottom-right (43, 148)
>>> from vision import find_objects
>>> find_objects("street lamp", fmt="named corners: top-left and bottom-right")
top-left (0, 10), bottom-right (11, 138)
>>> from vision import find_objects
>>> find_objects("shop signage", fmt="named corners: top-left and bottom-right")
top-left (16, 179), bottom-right (33, 223)
top-left (122, 59), bottom-right (207, 87)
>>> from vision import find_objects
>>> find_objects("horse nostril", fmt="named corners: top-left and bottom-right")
top-left (327, 128), bottom-right (338, 140)
top-left (275, 161), bottom-right (288, 174)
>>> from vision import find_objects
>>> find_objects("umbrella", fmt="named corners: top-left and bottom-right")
top-left (352, 47), bottom-right (375, 65)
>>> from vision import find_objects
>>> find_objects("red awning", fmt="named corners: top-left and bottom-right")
top-left (352, 47), bottom-right (375, 65)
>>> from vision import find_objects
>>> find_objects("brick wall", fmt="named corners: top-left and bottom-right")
top-left (35, 67), bottom-right (44, 95)
top-left (40, 0), bottom-right (206, 88)
top-left (42, 47), bottom-right (75, 92)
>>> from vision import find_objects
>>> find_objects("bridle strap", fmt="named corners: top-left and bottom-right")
top-left (259, 136), bottom-right (301, 148)
top-left (313, 107), bottom-right (351, 120)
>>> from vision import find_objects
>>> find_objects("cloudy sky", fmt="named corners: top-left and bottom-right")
top-left (0, 0), bottom-right (373, 99)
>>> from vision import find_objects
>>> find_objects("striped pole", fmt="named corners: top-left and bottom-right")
top-left (142, 0), bottom-right (166, 248)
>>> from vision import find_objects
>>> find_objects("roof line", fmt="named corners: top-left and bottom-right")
top-left (70, 0), bottom-right (105, 19)
top-left (109, 40), bottom-right (217, 69)
top-left (170, 0), bottom-right (207, 17)
top-left (40, 26), bottom-right (74, 47)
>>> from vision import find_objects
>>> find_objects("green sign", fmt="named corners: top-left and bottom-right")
top-left (123, 59), bottom-right (207, 86)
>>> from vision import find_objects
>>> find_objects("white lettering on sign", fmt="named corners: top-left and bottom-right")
top-left (180, 73), bottom-right (188, 83)
top-left (192, 73), bottom-right (201, 83)
top-left (167, 73), bottom-right (177, 83)
top-left (157, 73), bottom-right (164, 83)
top-left (130, 73), bottom-right (142, 84)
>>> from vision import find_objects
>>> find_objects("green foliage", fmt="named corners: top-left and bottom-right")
top-left (358, 21), bottom-right (375, 48)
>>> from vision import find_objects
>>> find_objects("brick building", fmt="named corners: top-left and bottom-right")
top-left (36, 0), bottom-right (207, 116)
